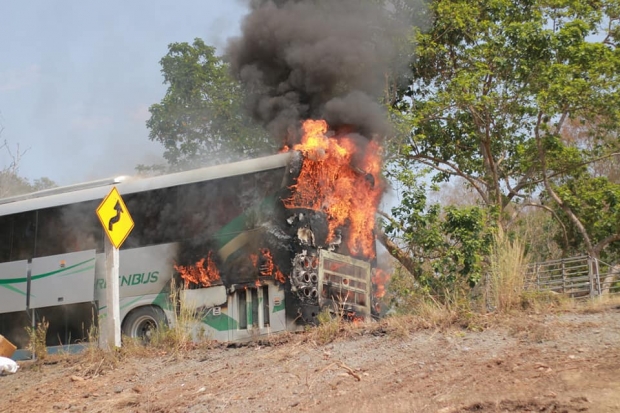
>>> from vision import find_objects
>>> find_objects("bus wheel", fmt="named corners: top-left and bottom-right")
top-left (122, 306), bottom-right (167, 342)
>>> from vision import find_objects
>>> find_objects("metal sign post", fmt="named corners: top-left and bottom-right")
top-left (96, 186), bottom-right (134, 349)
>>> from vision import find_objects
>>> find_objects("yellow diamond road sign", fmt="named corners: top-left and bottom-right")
top-left (96, 187), bottom-right (134, 249)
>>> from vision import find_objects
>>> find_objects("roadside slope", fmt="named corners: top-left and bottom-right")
top-left (2, 306), bottom-right (620, 413)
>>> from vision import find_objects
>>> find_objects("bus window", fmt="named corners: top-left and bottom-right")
top-left (251, 288), bottom-right (259, 328)
top-left (35, 202), bottom-right (102, 257)
top-left (11, 211), bottom-right (36, 261)
top-left (34, 208), bottom-right (63, 256)
top-left (123, 187), bottom-right (178, 249)
top-left (0, 216), bottom-right (13, 263)
top-left (61, 201), bottom-right (102, 253)
top-left (262, 285), bottom-right (270, 327)
top-left (238, 289), bottom-right (247, 330)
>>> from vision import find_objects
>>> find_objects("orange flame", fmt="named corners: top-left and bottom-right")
top-left (274, 267), bottom-right (286, 284)
top-left (174, 251), bottom-right (221, 288)
top-left (346, 311), bottom-right (364, 324)
top-left (250, 249), bottom-right (287, 284)
top-left (259, 248), bottom-right (275, 277)
top-left (283, 119), bottom-right (382, 258)
top-left (372, 268), bottom-right (391, 299)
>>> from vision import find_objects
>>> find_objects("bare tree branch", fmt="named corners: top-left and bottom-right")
top-left (406, 154), bottom-right (490, 205)
top-left (517, 202), bottom-right (569, 249)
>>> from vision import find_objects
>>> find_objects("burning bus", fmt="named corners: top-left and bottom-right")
top-left (0, 119), bottom-right (384, 351)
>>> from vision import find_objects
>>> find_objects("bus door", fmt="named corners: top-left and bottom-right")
top-left (229, 283), bottom-right (285, 342)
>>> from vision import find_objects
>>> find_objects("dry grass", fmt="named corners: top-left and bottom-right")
top-left (75, 281), bottom-right (210, 376)
top-left (519, 290), bottom-right (568, 312)
top-left (80, 328), bottom-right (154, 378)
top-left (504, 316), bottom-right (559, 343)
top-left (309, 309), bottom-right (343, 345)
top-left (488, 228), bottom-right (527, 313)
top-left (148, 280), bottom-right (213, 354)
top-left (305, 291), bottom-right (487, 346)
top-left (574, 294), bottom-right (620, 313)
top-left (25, 317), bottom-right (49, 362)
top-left (308, 304), bottom-right (364, 345)
top-left (380, 314), bottom-right (416, 339)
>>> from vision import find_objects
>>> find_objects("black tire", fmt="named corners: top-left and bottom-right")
top-left (121, 306), bottom-right (167, 341)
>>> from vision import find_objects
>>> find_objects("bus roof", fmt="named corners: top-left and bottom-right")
top-left (0, 152), bottom-right (292, 217)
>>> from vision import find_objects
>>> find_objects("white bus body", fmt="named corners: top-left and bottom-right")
top-left (0, 154), bottom-right (292, 352)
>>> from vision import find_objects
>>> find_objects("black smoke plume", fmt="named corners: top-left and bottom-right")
top-left (227, 0), bottom-right (415, 145)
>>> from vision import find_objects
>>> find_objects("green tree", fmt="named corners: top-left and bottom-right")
top-left (386, 0), bottom-right (620, 270)
top-left (146, 39), bottom-right (275, 171)
top-left (379, 169), bottom-right (493, 290)
top-left (549, 173), bottom-right (620, 261)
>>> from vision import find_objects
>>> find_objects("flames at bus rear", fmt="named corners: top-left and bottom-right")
top-left (283, 120), bottom-right (383, 259)
top-left (371, 268), bottom-right (391, 313)
top-left (280, 119), bottom-right (386, 321)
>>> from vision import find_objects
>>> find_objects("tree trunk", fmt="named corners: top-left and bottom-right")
top-left (375, 228), bottom-right (419, 280)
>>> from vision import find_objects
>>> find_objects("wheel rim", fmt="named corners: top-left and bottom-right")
top-left (130, 315), bottom-right (158, 340)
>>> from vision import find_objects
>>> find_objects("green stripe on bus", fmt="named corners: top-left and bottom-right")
top-left (100, 295), bottom-right (146, 312)
top-left (59, 265), bottom-right (95, 277)
top-left (99, 291), bottom-right (170, 313)
top-left (120, 295), bottom-right (145, 310)
top-left (273, 300), bottom-right (285, 313)
top-left (0, 283), bottom-right (28, 296)
top-left (202, 312), bottom-right (238, 331)
top-left (0, 258), bottom-right (95, 285)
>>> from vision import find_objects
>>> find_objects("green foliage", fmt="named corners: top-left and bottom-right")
top-left (385, 172), bottom-right (493, 292)
top-left (393, 0), bottom-right (620, 201)
top-left (551, 175), bottom-right (620, 260)
top-left (385, 0), bottom-right (620, 272)
top-left (147, 39), bottom-right (275, 171)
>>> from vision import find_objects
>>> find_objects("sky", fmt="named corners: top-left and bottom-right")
top-left (0, 1), bottom-right (249, 186)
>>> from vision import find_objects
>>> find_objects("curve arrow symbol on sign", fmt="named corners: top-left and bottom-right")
top-left (108, 200), bottom-right (123, 231)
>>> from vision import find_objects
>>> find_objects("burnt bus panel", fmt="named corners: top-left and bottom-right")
top-left (181, 286), bottom-right (227, 309)
top-left (30, 250), bottom-right (96, 309)
top-left (0, 260), bottom-right (29, 312)
top-left (318, 250), bottom-right (371, 317)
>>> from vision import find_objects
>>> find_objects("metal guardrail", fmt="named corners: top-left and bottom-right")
top-left (525, 256), bottom-right (619, 298)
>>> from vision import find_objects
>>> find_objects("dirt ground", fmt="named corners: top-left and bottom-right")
top-left (2, 303), bottom-right (620, 413)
